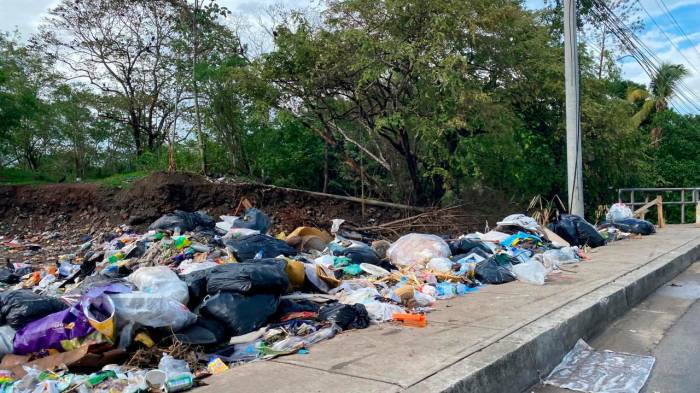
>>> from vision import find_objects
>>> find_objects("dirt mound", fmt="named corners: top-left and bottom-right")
top-left (0, 171), bottom-right (517, 238)
top-left (0, 183), bottom-right (108, 217)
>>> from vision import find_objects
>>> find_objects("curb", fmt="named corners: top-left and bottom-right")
top-left (404, 238), bottom-right (700, 393)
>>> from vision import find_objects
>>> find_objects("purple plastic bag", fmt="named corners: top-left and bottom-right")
top-left (13, 305), bottom-right (94, 355)
top-left (12, 285), bottom-right (128, 355)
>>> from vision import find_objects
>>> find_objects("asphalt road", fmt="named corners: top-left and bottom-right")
top-left (531, 260), bottom-right (700, 393)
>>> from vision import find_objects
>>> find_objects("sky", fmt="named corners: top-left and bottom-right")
top-left (1, 0), bottom-right (699, 111)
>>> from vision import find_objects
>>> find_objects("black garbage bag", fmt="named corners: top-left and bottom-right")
top-left (148, 210), bottom-right (215, 232)
top-left (180, 268), bottom-right (214, 308)
top-left (232, 208), bottom-right (271, 233)
top-left (609, 218), bottom-right (656, 235)
top-left (174, 316), bottom-right (228, 346)
top-left (335, 246), bottom-right (381, 266)
top-left (449, 238), bottom-right (493, 258)
top-left (275, 299), bottom-right (320, 319)
top-left (0, 268), bottom-right (19, 284)
top-left (475, 255), bottom-right (517, 284)
top-left (200, 291), bottom-right (279, 336)
top-left (206, 259), bottom-right (289, 295)
top-left (224, 234), bottom-right (298, 261)
top-left (0, 290), bottom-right (68, 329)
top-left (549, 214), bottom-right (605, 248)
top-left (318, 302), bottom-right (370, 330)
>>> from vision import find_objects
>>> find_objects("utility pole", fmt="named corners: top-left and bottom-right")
top-left (564, 0), bottom-right (584, 216)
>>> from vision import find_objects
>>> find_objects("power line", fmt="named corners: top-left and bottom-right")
top-left (654, 0), bottom-right (700, 61)
top-left (585, 0), bottom-right (700, 111)
top-left (635, 0), bottom-right (700, 76)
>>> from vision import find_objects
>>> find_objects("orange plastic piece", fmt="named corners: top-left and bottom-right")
top-left (392, 313), bottom-right (427, 327)
top-left (46, 266), bottom-right (57, 276)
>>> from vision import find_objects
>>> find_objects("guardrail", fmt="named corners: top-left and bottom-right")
top-left (618, 187), bottom-right (700, 226)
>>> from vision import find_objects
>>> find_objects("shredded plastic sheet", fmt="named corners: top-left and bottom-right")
top-left (545, 339), bottom-right (655, 393)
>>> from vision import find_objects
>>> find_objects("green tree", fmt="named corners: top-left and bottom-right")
top-left (627, 63), bottom-right (689, 146)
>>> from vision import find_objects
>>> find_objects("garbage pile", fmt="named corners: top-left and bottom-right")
top-left (0, 202), bottom-right (655, 392)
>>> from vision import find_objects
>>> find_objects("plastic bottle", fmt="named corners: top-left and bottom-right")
top-left (303, 327), bottom-right (337, 346)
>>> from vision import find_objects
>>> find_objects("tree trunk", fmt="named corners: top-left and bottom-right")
top-left (399, 129), bottom-right (423, 204)
top-left (192, 0), bottom-right (208, 175)
top-left (323, 144), bottom-right (329, 193)
top-left (130, 111), bottom-right (143, 155)
top-left (597, 27), bottom-right (606, 79)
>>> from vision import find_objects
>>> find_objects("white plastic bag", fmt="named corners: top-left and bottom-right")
top-left (128, 266), bottom-right (189, 304)
top-left (606, 203), bottom-right (633, 222)
top-left (497, 214), bottom-right (540, 231)
top-left (387, 234), bottom-right (451, 267)
top-left (178, 260), bottom-right (218, 275)
top-left (364, 301), bottom-right (405, 322)
top-left (512, 259), bottom-right (548, 285)
top-left (109, 292), bottom-right (196, 331)
top-left (541, 246), bottom-right (580, 269)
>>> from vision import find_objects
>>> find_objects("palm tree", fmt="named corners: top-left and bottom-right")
top-left (627, 63), bottom-right (689, 147)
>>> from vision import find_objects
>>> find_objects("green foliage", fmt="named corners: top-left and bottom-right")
top-left (244, 113), bottom-right (327, 190)
top-left (651, 111), bottom-right (700, 187)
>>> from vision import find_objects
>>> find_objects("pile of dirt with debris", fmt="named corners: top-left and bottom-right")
top-left (0, 171), bottom-right (516, 239)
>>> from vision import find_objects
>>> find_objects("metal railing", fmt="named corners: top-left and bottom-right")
top-left (618, 187), bottom-right (700, 224)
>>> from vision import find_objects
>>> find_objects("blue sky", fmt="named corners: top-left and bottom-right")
top-left (1, 0), bottom-right (698, 110)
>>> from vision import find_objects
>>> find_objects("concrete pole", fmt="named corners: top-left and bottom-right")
top-left (564, 0), bottom-right (584, 217)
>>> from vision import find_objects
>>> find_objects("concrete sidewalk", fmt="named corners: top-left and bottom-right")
top-left (196, 225), bottom-right (700, 393)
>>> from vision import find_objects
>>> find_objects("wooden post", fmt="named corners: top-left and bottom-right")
top-left (641, 196), bottom-right (649, 220)
top-left (681, 189), bottom-right (686, 224)
top-left (656, 195), bottom-right (665, 228)
top-left (696, 201), bottom-right (700, 228)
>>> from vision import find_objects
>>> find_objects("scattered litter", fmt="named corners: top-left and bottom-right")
top-left (545, 339), bottom-right (655, 393)
top-left (0, 204), bottom-right (653, 391)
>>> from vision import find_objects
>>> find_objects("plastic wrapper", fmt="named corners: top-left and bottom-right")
top-left (512, 259), bottom-right (548, 285)
top-left (549, 214), bottom-right (605, 248)
top-left (128, 266), bottom-right (189, 304)
top-left (109, 292), bottom-right (196, 331)
top-left (540, 247), bottom-right (580, 269)
top-left (387, 234), bottom-right (451, 267)
top-left (158, 354), bottom-right (190, 377)
top-left (318, 302), bottom-right (370, 330)
top-left (224, 234), bottom-right (298, 261)
top-left (148, 210), bottom-right (214, 232)
top-left (545, 339), bottom-right (654, 393)
top-left (206, 259), bottom-right (289, 295)
top-left (200, 292), bottom-right (279, 336)
top-left (0, 326), bottom-right (15, 355)
top-left (0, 290), bottom-right (68, 330)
